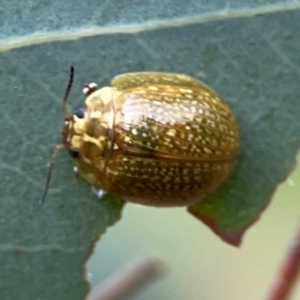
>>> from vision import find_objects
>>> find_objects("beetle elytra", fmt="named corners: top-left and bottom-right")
top-left (40, 67), bottom-right (240, 207)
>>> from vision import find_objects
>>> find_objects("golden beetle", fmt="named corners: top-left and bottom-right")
top-left (40, 67), bottom-right (240, 206)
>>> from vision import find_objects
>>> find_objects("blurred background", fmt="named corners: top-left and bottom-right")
top-left (87, 157), bottom-right (300, 300)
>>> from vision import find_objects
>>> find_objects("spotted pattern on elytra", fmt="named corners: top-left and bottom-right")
top-left (61, 71), bottom-right (240, 207)
top-left (100, 156), bottom-right (236, 206)
top-left (113, 85), bottom-right (238, 160)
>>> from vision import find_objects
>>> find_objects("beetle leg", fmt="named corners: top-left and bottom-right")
top-left (73, 166), bottom-right (80, 178)
top-left (91, 186), bottom-right (107, 199)
top-left (82, 82), bottom-right (98, 96)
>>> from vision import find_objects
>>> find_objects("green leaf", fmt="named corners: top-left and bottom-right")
top-left (188, 11), bottom-right (300, 246)
top-left (1, 1), bottom-right (300, 299)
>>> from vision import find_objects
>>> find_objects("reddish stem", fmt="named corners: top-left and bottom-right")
top-left (266, 219), bottom-right (300, 300)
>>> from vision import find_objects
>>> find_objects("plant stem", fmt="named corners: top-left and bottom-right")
top-left (266, 219), bottom-right (300, 300)
top-left (86, 256), bottom-right (167, 300)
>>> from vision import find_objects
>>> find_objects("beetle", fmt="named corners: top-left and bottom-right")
top-left (40, 66), bottom-right (240, 207)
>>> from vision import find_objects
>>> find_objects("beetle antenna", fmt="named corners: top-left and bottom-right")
top-left (39, 144), bottom-right (65, 205)
top-left (62, 65), bottom-right (75, 118)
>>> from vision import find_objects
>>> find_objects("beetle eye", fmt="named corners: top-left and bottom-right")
top-left (69, 149), bottom-right (79, 158)
top-left (73, 108), bottom-right (85, 119)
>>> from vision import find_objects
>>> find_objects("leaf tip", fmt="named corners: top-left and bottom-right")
top-left (188, 207), bottom-right (244, 247)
